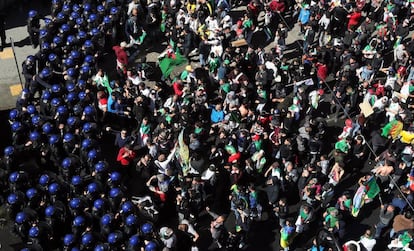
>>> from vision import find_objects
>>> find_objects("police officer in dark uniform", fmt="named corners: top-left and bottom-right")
top-left (22, 56), bottom-right (37, 89)
top-left (27, 10), bottom-right (40, 48)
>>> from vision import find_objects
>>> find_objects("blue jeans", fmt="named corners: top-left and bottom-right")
top-left (374, 221), bottom-right (388, 238)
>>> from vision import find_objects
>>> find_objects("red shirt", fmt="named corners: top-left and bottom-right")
top-left (269, 0), bottom-right (285, 13)
top-left (112, 45), bottom-right (128, 66)
top-left (172, 81), bottom-right (183, 96)
top-left (316, 63), bottom-right (328, 81)
top-left (117, 147), bottom-right (136, 166)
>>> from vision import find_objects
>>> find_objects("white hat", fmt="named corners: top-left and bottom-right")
top-left (120, 41), bottom-right (127, 48)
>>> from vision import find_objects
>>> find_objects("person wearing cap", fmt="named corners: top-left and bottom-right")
top-left (112, 42), bottom-right (129, 75)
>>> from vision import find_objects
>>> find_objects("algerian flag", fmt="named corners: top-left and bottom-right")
top-left (365, 175), bottom-right (380, 199)
top-left (159, 50), bottom-right (187, 79)
top-left (102, 75), bottom-right (112, 95)
top-left (381, 119), bottom-right (403, 139)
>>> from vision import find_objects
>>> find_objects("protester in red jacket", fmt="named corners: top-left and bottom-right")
top-left (117, 144), bottom-right (136, 167)
top-left (112, 41), bottom-right (129, 74)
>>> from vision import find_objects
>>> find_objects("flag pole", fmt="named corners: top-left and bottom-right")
top-left (10, 37), bottom-right (24, 89)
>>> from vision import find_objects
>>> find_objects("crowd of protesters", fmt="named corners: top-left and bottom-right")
top-left (3, 0), bottom-right (414, 250)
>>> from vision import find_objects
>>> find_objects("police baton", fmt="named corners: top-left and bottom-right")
top-left (10, 37), bottom-right (24, 89)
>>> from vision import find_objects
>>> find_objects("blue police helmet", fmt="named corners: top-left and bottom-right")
top-left (9, 109), bottom-right (19, 120)
top-left (29, 131), bottom-right (40, 141)
top-left (15, 212), bottom-right (26, 224)
top-left (81, 232), bottom-right (94, 245)
top-left (100, 214), bottom-right (112, 226)
top-left (91, 28), bottom-right (100, 36)
top-left (41, 42), bottom-right (50, 51)
top-left (67, 116), bottom-right (78, 126)
top-left (60, 24), bottom-right (70, 33)
top-left (109, 187), bottom-right (121, 198)
top-left (66, 92), bottom-right (78, 103)
top-left (103, 16), bottom-right (111, 24)
top-left (64, 57), bottom-right (74, 67)
top-left (42, 122), bottom-right (53, 134)
top-left (40, 67), bottom-right (51, 78)
top-left (93, 198), bottom-right (104, 210)
top-left (72, 217), bottom-right (86, 228)
top-left (73, 4), bottom-right (80, 12)
top-left (20, 249), bottom-right (30, 251)
top-left (94, 244), bottom-right (108, 251)
top-left (48, 182), bottom-right (59, 194)
top-left (44, 18), bottom-right (52, 26)
top-left (78, 30), bottom-right (87, 39)
top-left (110, 6), bottom-right (118, 15)
top-left (88, 13), bottom-right (97, 23)
top-left (83, 3), bottom-right (91, 12)
top-left (66, 35), bottom-right (76, 45)
top-left (78, 91), bottom-right (86, 101)
top-left (26, 55), bottom-right (35, 62)
top-left (62, 4), bottom-right (71, 13)
top-left (72, 104), bottom-right (82, 116)
top-left (39, 29), bottom-right (48, 38)
top-left (84, 40), bottom-right (93, 48)
top-left (81, 138), bottom-right (91, 149)
top-left (87, 149), bottom-right (98, 160)
top-left (84, 55), bottom-right (94, 64)
top-left (94, 161), bottom-right (106, 173)
top-left (4, 146), bottom-right (14, 156)
top-left (71, 175), bottom-right (82, 186)
top-left (42, 90), bottom-right (51, 100)
top-left (7, 193), bottom-right (18, 204)
top-left (63, 133), bottom-right (74, 143)
top-left (49, 134), bottom-right (60, 145)
top-left (83, 105), bottom-right (94, 115)
top-left (27, 104), bottom-right (36, 114)
top-left (97, 5), bottom-right (105, 13)
top-left (61, 157), bottom-right (72, 169)
top-left (76, 17), bottom-right (84, 26)
top-left (39, 174), bottom-right (49, 186)
top-left (72, 247), bottom-right (80, 251)
top-left (53, 36), bottom-right (62, 45)
top-left (52, 0), bottom-right (60, 4)
top-left (82, 122), bottom-right (92, 133)
top-left (129, 235), bottom-right (140, 247)
top-left (48, 53), bottom-right (57, 62)
top-left (107, 232), bottom-right (119, 244)
top-left (125, 214), bottom-right (137, 226)
top-left (80, 65), bottom-right (90, 74)
top-left (87, 182), bottom-right (98, 194)
top-left (29, 226), bottom-right (39, 238)
top-left (121, 201), bottom-right (134, 214)
top-left (110, 172), bottom-right (121, 182)
top-left (78, 79), bottom-right (86, 88)
top-left (56, 12), bottom-right (66, 21)
top-left (66, 68), bottom-right (76, 77)
top-left (8, 171), bottom-right (18, 183)
top-left (141, 223), bottom-right (153, 235)
top-left (51, 83), bottom-right (61, 93)
top-left (31, 115), bottom-right (41, 126)
top-left (26, 188), bottom-right (37, 199)
top-left (69, 198), bottom-right (81, 209)
top-left (57, 105), bottom-right (68, 115)
top-left (145, 241), bottom-right (157, 251)
top-left (66, 82), bottom-right (76, 92)
top-left (70, 12), bottom-right (79, 20)
top-left (11, 121), bottom-right (22, 132)
top-left (64, 234), bottom-right (75, 246)
top-left (28, 10), bottom-right (38, 18)
top-left (45, 205), bottom-right (55, 217)
top-left (70, 50), bottom-right (80, 59)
